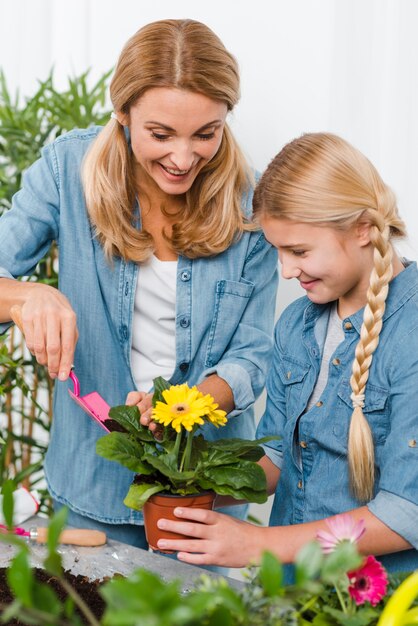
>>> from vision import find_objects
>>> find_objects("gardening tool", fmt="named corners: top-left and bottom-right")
top-left (9, 305), bottom-right (111, 432)
top-left (0, 523), bottom-right (106, 546)
top-left (68, 369), bottom-right (111, 432)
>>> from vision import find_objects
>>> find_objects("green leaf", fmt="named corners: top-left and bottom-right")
top-left (1, 478), bottom-right (16, 529)
top-left (321, 541), bottom-right (363, 583)
top-left (142, 452), bottom-right (196, 483)
top-left (43, 507), bottom-right (66, 576)
top-left (107, 405), bottom-right (142, 434)
top-left (32, 581), bottom-right (62, 618)
top-left (124, 482), bottom-right (166, 511)
top-left (202, 459), bottom-right (267, 491)
top-left (7, 551), bottom-right (34, 606)
top-left (101, 568), bottom-right (192, 626)
top-left (197, 478), bottom-right (268, 503)
top-left (259, 551), bottom-right (283, 596)
top-left (295, 540), bottom-right (324, 584)
top-left (96, 432), bottom-right (154, 473)
top-left (152, 376), bottom-right (171, 407)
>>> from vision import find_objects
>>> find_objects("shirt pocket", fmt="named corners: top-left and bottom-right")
top-left (337, 381), bottom-right (390, 444)
top-left (277, 355), bottom-right (311, 419)
top-left (205, 278), bottom-right (255, 367)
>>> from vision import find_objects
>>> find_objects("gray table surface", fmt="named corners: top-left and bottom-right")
top-left (0, 516), bottom-right (242, 592)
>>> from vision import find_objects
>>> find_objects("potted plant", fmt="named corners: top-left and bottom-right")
top-left (96, 377), bottom-right (274, 550)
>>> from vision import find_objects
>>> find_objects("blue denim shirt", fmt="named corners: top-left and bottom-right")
top-left (257, 261), bottom-right (418, 573)
top-left (0, 127), bottom-right (278, 524)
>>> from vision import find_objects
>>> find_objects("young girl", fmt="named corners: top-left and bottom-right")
top-left (156, 132), bottom-right (418, 575)
top-left (0, 19), bottom-right (277, 546)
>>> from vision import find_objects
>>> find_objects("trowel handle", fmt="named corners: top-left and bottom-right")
top-left (10, 304), bottom-right (23, 332)
top-left (30, 527), bottom-right (107, 546)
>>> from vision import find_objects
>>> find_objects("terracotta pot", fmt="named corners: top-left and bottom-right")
top-left (143, 491), bottom-right (216, 553)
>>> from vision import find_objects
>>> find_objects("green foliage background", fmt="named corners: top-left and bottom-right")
top-left (0, 69), bottom-right (112, 509)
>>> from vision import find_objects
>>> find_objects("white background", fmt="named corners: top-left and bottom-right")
top-left (2, 0), bottom-right (418, 552)
top-left (2, 0), bottom-right (418, 309)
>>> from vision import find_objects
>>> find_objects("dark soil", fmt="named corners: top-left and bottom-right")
top-left (102, 418), bottom-right (127, 432)
top-left (0, 567), bottom-right (106, 624)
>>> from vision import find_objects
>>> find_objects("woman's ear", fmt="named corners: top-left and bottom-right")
top-left (114, 111), bottom-right (129, 126)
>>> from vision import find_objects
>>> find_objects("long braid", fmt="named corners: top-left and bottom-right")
top-left (348, 214), bottom-right (393, 501)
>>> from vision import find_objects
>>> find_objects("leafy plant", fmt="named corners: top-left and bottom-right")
top-left (96, 377), bottom-right (275, 510)
top-left (0, 68), bottom-right (112, 507)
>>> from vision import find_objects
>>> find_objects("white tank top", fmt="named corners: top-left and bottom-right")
top-left (131, 255), bottom-right (177, 391)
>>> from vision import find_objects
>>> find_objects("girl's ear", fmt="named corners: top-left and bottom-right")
top-left (356, 219), bottom-right (372, 247)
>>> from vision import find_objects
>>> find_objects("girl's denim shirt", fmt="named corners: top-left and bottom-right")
top-left (0, 127), bottom-right (278, 524)
top-left (257, 261), bottom-right (418, 573)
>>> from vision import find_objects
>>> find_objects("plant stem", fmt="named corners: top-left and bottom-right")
top-left (335, 581), bottom-right (348, 614)
top-left (59, 576), bottom-right (101, 626)
top-left (173, 430), bottom-right (182, 470)
top-left (180, 429), bottom-right (194, 472)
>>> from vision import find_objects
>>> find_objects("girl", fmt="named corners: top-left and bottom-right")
top-left (156, 132), bottom-right (418, 575)
top-left (0, 19), bottom-right (277, 546)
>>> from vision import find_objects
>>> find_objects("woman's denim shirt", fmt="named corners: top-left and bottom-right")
top-left (0, 127), bottom-right (278, 524)
top-left (257, 262), bottom-right (418, 573)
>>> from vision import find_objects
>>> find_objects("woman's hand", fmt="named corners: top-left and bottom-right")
top-left (10, 286), bottom-right (78, 381)
top-left (125, 390), bottom-right (163, 435)
top-left (155, 507), bottom-right (264, 568)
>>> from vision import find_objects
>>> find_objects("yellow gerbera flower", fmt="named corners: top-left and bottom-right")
top-left (199, 394), bottom-right (227, 427)
top-left (152, 384), bottom-right (213, 433)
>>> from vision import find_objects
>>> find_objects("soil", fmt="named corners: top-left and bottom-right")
top-left (0, 567), bottom-right (106, 624)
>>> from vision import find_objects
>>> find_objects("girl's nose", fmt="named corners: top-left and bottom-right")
top-left (281, 260), bottom-right (301, 280)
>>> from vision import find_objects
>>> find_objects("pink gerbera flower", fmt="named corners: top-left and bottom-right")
top-left (316, 513), bottom-right (366, 553)
top-left (348, 555), bottom-right (388, 606)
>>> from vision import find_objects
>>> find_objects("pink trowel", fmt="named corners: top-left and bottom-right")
top-left (10, 304), bottom-right (111, 432)
top-left (68, 369), bottom-right (111, 432)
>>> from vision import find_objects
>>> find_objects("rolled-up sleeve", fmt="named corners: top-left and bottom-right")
top-left (0, 144), bottom-right (60, 335)
top-left (367, 314), bottom-right (418, 547)
top-left (368, 491), bottom-right (418, 549)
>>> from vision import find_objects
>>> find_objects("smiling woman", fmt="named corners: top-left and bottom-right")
top-left (0, 18), bottom-right (278, 556)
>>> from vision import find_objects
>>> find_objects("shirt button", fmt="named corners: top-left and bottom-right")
top-left (297, 479), bottom-right (303, 489)
top-left (179, 362), bottom-right (189, 373)
top-left (180, 271), bottom-right (191, 282)
top-left (332, 358), bottom-right (341, 366)
top-left (316, 401), bottom-right (323, 407)
top-left (300, 441), bottom-right (308, 448)
top-left (344, 321), bottom-right (353, 330)
top-left (180, 317), bottom-right (190, 328)
top-left (286, 371), bottom-right (291, 379)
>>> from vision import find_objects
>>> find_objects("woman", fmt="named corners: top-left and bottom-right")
top-left (0, 19), bottom-right (278, 547)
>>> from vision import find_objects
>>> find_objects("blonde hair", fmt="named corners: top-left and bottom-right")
top-left (83, 19), bottom-right (252, 262)
top-left (254, 132), bottom-right (406, 502)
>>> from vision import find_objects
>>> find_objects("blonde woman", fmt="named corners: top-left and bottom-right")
top-left (0, 19), bottom-right (278, 546)
top-left (157, 132), bottom-right (418, 577)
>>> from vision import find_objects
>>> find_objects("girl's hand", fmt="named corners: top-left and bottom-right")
top-left (155, 507), bottom-right (263, 568)
top-left (125, 391), bottom-right (162, 435)
top-left (10, 288), bottom-right (78, 381)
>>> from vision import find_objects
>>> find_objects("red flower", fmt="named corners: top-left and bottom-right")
top-left (348, 555), bottom-right (388, 606)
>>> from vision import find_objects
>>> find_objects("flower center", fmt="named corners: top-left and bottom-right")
top-left (172, 403), bottom-right (189, 415)
top-left (356, 576), bottom-right (370, 591)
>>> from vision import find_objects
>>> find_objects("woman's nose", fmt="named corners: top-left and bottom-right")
top-left (169, 142), bottom-right (194, 171)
